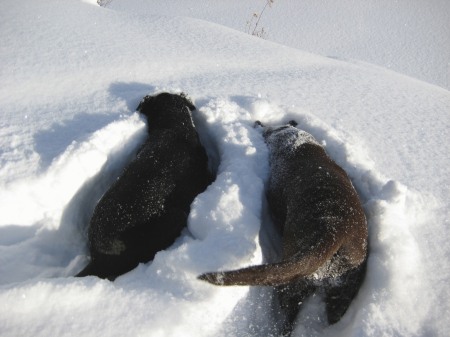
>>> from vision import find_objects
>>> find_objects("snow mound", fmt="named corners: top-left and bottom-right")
top-left (0, 96), bottom-right (435, 336)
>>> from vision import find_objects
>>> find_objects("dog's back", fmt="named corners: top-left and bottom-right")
top-left (77, 93), bottom-right (211, 280)
top-left (264, 126), bottom-right (367, 272)
top-left (199, 123), bottom-right (368, 328)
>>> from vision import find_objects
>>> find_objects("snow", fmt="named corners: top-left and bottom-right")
top-left (0, 0), bottom-right (449, 336)
top-left (107, 0), bottom-right (450, 90)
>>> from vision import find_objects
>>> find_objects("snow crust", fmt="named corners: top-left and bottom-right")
top-left (0, 0), bottom-right (449, 336)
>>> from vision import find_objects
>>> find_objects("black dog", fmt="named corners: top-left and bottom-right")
top-left (77, 92), bottom-right (212, 280)
top-left (199, 121), bottom-right (368, 331)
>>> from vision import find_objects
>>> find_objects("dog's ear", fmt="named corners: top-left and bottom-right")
top-left (180, 92), bottom-right (196, 111)
top-left (186, 101), bottom-right (195, 111)
top-left (254, 120), bottom-right (265, 128)
top-left (136, 95), bottom-right (154, 114)
top-left (288, 120), bottom-right (298, 127)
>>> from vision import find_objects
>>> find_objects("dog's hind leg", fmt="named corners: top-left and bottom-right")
top-left (324, 259), bottom-right (367, 324)
top-left (277, 280), bottom-right (316, 336)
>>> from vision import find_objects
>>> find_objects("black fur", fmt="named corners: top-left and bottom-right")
top-left (77, 92), bottom-right (212, 280)
top-left (198, 121), bottom-right (368, 332)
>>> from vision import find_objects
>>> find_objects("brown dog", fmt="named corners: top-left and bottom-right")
top-left (199, 121), bottom-right (368, 331)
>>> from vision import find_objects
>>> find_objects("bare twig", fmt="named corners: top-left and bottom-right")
top-left (252, 0), bottom-right (273, 36)
top-left (246, 0), bottom-right (275, 39)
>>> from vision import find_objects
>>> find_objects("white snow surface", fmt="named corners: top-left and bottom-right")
top-left (0, 0), bottom-right (449, 336)
top-left (107, 0), bottom-right (450, 90)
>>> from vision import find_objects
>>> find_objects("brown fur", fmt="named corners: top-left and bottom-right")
top-left (198, 122), bottom-right (368, 329)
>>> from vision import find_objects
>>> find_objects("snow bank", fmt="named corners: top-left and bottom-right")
top-left (0, 114), bottom-right (147, 284)
top-left (0, 97), bottom-right (440, 336)
top-left (107, 0), bottom-right (450, 90)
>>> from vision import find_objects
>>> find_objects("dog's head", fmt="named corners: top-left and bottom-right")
top-left (254, 120), bottom-right (319, 154)
top-left (137, 92), bottom-right (196, 130)
top-left (254, 120), bottom-right (298, 138)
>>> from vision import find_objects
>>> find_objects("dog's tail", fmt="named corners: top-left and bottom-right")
top-left (198, 249), bottom-right (335, 286)
top-left (197, 231), bottom-right (363, 286)
top-left (198, 260), bottom-right (307, 286)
